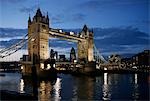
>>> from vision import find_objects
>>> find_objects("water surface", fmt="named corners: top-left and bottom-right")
top-left (0, 72), bottom-right (149, 100)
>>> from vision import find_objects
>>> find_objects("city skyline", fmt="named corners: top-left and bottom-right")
top-left (0, 0), bottom-right (149, 33)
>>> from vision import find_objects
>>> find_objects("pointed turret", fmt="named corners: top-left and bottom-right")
top-left (36, 8), bottom-right (42, 17)
top-left (46, 12), bottom-right (49, 24)
top-left (28, 15), bottom-right (31, 24)
top-left (82, 24), bottom-right (88, 32)
top-left (71, 47), bottom-right (75, 53)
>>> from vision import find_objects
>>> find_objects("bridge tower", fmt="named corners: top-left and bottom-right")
top-left (28, 8), bottom-right (49, 62)
top-left (78, 25), bottom-right (94, 63)
top-left (78, 25), bottom-right (96, 72)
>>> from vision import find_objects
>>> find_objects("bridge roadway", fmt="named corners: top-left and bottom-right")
top-left (20, 60), bottom-right (82, 71)
top-left (49, 28), bottom-right (85, 42)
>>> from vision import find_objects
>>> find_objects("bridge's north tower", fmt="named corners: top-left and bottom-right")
top-left (28, 8), bottom-right (49, 61)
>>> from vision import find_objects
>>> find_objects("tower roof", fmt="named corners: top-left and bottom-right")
top-left (82, 24), bottom-right (88, 32)
top-left (71, 47), bottom-right (75, 53)
top-left (28, 15), bottom-right (31, 23)
top-left (36, 8), bottom-right (42, 17)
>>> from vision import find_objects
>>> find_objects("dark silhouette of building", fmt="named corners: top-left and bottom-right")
top-left (132, 50), bottom-right (150, 68)
top-left (121, 50), bottom-right (150, 69)
top-left (70, 47), bottom-right (76, 62)
top-left (108, 54), bottom-right (121, 64)
top-left (0, 62), bottom-right (21, 71)
top-left (59, 55), bottom-right (66, 62)
top-left (50, 49), bottom-right (58, 60)
top-left (50, 49), bottom-right (55, 59)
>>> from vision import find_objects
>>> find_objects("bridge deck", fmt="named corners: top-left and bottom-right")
top-left (49, 28), bottom-right (85, 42)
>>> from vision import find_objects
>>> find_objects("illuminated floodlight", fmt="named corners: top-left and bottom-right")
top-left (104, 67), bottom-right (107, 70)
top-left (47, 64), bottom-right (51, 69)
top-left (59, 30), bottom-right (62, 33)
top-left (74, 60), bottom-right (77, 63)
top-left (70, 31), bottom-right (74, 35)
top-left (31, 38), bottom-right (35, 41)
top-left (21, 66), bottom-right (24, 70)
top-left (41, 63), bottom-right (44, 69)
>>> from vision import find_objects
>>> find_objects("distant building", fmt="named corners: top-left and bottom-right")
top-left (50, 49), bottom-right (58, 60)
top-left (59, 55), bottom-right (66, 62)
top-left (70, 47), bottom-right (76, 62)
top-left (121, 58), bottom-right (131, 68)
top-left (121, 50), bottom-right (150, 69)
top-left (21, 55), bottom-right (29, 61)
top-left (132, 50), bottom-right (150, 68)
top-left (50, 49), bottom-right (55, 59)
top-left (108, 54), bottom-right (121, 64)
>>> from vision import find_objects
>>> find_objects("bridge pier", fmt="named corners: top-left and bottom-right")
top-left (84, 61), bottom-right (96, 73)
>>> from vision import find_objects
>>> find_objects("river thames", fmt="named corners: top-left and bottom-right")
top-left (0, 72), bottom-right (149, 100)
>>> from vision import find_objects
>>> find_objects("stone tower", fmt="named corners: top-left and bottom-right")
top-left (28, 8), bottom-right (49, 62)
top-left (78, 25), bottom-right (94, 63)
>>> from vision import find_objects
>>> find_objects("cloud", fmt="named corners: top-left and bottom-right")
top-left (51, 14), bottom-right (64, 24)
top-left (141, 20), bottom-right (150, 24)
top-left (0, 36), bottom-right (25, 41)
top-left (100, 44), bottom-right (149, 57)
top-left (50, 13), bottom-right (86, 24)
top-left (80, 0), bottom-right (101, 10)
top-left (94, 35), bottom-right (111, 40)
top-left (79, 0), bottom-right (149, 11)
top-left (119, 44), bottom-right (150, 51)
top-left (0, 0), bottom-right (25, 3)
top-left (71, 13), bottom-right (86, 22)
top-left (20, 5), bottom-right (37, 13)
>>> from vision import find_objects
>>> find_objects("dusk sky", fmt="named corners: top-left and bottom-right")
top-left (0, 0), bottom-right (149, 33)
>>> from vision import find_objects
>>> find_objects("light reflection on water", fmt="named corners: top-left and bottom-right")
top-left (102, 73), bottom-right (111, 100)
top-left (19, 79), bottom-right (25, 93)
top-left (39, 81), bottom-right (51, 101)
top-left (132, 73), bottom-right (139, 99)
top-left (0, 72), bottom-right (149, 100)
top-left (53, 78), bottom-right (61, 100)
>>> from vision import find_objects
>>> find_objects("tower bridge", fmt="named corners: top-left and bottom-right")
top-left (0, 8), bottom-right (106, 76)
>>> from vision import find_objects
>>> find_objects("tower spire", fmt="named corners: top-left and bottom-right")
top-left (28, 14), bottom-right (31, 24)
top-left (36, 8), bottom-right (42, 17)
top-left (82, 24), bottom-right (88, 32)
top-left (46, 12), bottom-right (49, 23)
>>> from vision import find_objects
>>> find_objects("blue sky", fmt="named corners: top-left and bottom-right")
top-left (0, 0), bottom-right (149, 33)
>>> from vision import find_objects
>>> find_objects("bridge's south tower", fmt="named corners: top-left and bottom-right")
top-left (28, 8), bottom-right (49, 62)
top-left (78, 25), bottom-right (94, 63)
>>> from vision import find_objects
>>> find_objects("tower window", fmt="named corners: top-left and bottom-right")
top-left (42, 25), bottom-right (46, 29)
